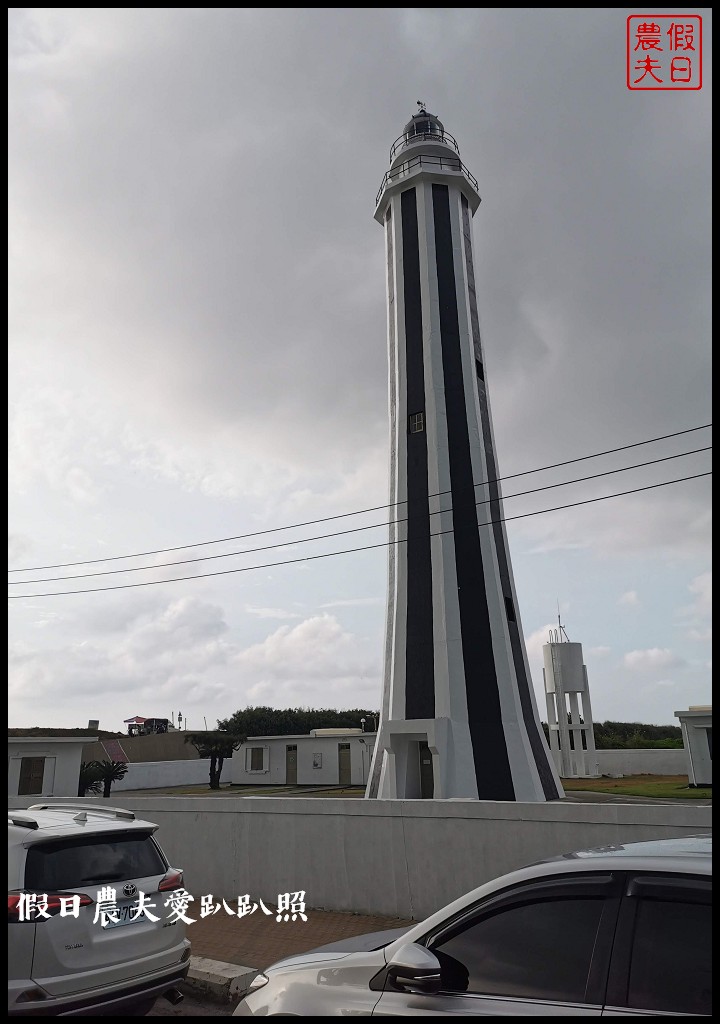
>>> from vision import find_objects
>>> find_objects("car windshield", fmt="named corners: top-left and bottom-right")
top-left (25, 832), bottom-right (166, 890)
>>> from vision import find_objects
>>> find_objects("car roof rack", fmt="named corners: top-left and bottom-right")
top-left (8, 812), bottom-right (40, 830)
top-left (27, 803), bottom-right (136, 820)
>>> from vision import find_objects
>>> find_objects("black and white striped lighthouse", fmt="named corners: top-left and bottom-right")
top-left (366, 109), bottom-right (563, 801)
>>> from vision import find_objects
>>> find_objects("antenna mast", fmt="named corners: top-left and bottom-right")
top-left (556, 600), bottom-right (570, 642)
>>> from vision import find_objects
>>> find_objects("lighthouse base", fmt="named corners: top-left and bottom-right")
top-left (367, 717), bottom-right (480, 800)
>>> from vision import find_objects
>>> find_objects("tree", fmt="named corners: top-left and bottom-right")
top-left (541, 720), bottom-right (683, 750)
top-left (592, 721), bottom-right (682, 749)
top-left (94, 760), bottom-right (129, 798)
top-left (78, 761), bottom-right (103, 797)
top-left (217, 705), bottom-right (380, 737)
top-left (186, 731), bottom-right (245, 790)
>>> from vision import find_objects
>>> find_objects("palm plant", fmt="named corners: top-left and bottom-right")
top-left (94, 759), bottom-right (129, 798)
top-left (77, 760), bottom-right (103, 797)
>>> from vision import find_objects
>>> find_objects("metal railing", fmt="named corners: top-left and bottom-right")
top-left (389, 129), bottom-right (460, 162)
top-left (376, 153), bottom-right (479, 207)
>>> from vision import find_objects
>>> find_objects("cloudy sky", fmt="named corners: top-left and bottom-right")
top-left (9, 8), bottom-right (712, 734)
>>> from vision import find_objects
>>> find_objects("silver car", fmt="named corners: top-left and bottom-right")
top-left (234, 835), bottom-right (711, 1016)
top-left (8, 803), bottom-right (191, 1016)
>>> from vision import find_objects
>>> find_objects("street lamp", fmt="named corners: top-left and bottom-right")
top-left (360, 718), bottom-right (366, 732)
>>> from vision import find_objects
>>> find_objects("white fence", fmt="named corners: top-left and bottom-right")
top-left (110, 758), bottom-right (233, 792)
top-left (591, 748), bottom-right (685, 776)
top-left (105, 747), bottom-right (687, 793)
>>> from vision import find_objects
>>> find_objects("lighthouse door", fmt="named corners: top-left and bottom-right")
top-left (419, 741), bottom-right (434, 799)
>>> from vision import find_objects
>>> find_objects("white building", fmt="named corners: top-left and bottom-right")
top-left (8, 736), bottom-right (96, 798)
top-left (232, 731), bottom-right (376, 788)
top-left (674, 706), bottom-right (712, 786)
top-left (543, 631), bottom-right (597, 778)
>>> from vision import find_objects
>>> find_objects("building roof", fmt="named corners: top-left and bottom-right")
top-left (8, 728), bottom-right (121, 738)
top-left (8, 736), bottom-right (97, 745)
top-left (675, 707), bottom-right (712, 719)
top-left (244, 731), bottom-right (377, 741)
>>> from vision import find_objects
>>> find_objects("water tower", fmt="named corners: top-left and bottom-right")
top-left (543, 620), bottom-right (597, 778)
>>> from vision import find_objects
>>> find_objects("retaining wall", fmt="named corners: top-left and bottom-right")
top-left (9, 794), bottom-right (710, 920)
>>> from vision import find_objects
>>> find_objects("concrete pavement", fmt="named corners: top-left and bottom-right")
top-left (149, 992), bottom-right (235, 1016)
top-left (185, 905), bottom-right (412, 969)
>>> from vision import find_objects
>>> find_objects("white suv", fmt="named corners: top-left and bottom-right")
top-left (8, 803), bottom-right (191, 1016)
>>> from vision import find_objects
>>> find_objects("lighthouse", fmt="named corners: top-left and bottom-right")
top-left (366, 108), bottom-right (563, 801)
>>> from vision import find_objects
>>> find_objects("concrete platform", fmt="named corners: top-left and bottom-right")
top-left (184, 956), bottom-right (258, 1002)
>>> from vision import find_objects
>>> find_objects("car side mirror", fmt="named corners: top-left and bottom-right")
top-left (369, 943), bottom-right (442, 995)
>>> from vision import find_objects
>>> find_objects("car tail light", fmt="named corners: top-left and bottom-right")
top-left (158, 868), bottom-right (184, 891)
top-left (8, 891), bottom-right (94, 922)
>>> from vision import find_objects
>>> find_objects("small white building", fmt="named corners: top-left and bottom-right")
top-left (232, 730), bottom-right (376, 788)
top-left (8, 736), bottom-right (96, 798)
top-left (674, 706), bottom-right (712, 786)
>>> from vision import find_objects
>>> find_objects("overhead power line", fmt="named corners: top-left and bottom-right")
top-left (8, 422), bottom-right (712, 574)
top-left (7, 471), bottom-right (710, 599)
top-left (9, 445), bottom-right (711, 585)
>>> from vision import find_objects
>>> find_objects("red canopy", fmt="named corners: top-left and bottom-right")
top-left (123, 716), bottom-right (148, 724)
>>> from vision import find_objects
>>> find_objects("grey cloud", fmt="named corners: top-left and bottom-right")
top-left (9, 7), bottom-right (711, 543)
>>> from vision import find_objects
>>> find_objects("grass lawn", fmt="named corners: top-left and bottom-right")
top-left (560, 774), bottom-right (711, 800)
top-left (114, 783), bottom-right (366, 797)
top-left (114, 783), bottom-right (303, 797)
top-left (115, 776), bottom-right (710, 801)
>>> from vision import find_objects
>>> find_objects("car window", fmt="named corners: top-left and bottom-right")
top-left (431, 897), bottom-right (605, 1002)
top-left (24, 833), bottom-right (167, 890)
top-left (625, 898), bottom-right (711, 1015)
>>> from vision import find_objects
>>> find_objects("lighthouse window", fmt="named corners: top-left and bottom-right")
top-left (409, 412), bottom-right (425, 434)
top-left (504, 596), bottom-right (516, 622)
